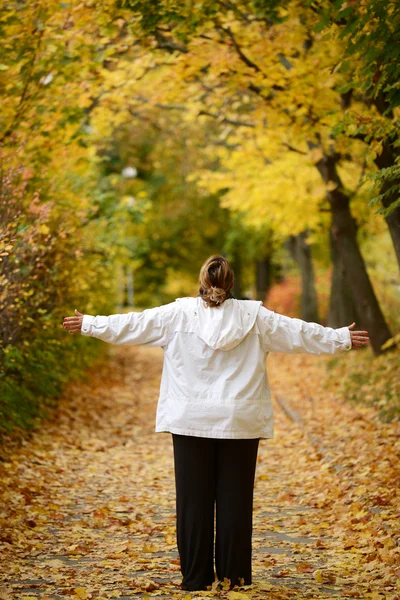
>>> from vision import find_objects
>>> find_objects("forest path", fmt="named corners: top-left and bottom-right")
top-left (0, 346), bottom-right (398, 600)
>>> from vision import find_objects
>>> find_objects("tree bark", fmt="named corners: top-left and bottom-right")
top-left (313, 148), bottom-right (392, 354)
top-left (126, 266), bottom-right (134, 308)
top-left (286, 231), bottom-right (320, 322)
top-left (374, 141), bottom-right (400, 271)
top-left (231, 251), bottom-right (243, 299)
top-left (255, 257), bottom-right (271, 302)
top-left (327, 228), bottom-right (359, 328)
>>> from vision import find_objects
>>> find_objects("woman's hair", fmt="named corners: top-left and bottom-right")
top-left (199, 255), bottom-right (234, 308)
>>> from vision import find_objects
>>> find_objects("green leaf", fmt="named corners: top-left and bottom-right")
top-left (337, 82), bottom-right (355, 94)
top-left (313, 13), bottom-right (330, 33)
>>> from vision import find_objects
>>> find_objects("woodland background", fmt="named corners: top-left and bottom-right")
top-left (1, 0), bottom-right (399, 436)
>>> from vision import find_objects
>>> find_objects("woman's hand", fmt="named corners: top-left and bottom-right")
top-left (347, 322), bottom-right (369, 349)
top-left (63, 309), bottom-right (84, 334)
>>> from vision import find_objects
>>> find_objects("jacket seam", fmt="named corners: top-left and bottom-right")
top-left (158, 395), bottom-right (271, 402)
top-left (156, 424), bottom-right (272, 436)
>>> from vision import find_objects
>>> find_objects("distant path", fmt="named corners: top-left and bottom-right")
top-left (0, 346), bottom-right (398, 599)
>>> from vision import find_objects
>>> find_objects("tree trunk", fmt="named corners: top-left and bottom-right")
top-left (313, 148), bottom-right (392, 354)
top-left (374, 141), bottom-right (400, 271)
top-left (126, 266), bottom-right (134, 308)
top-left (327, 228), bottom-right (359, 328)
top-left (286, 231), bottom-right (320, 322)
top-left (255, 257), bottom-right (271, 302)
top-left (117, 263), bottom-right (125, 311)
top-left (231, 252), bottom-right (243, 299)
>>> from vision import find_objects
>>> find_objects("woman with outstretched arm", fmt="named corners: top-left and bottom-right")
top-left (63, 255), bottom-right (369, 592)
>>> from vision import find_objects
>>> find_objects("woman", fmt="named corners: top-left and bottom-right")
top-left (63, 254), bottom-right (369, 592)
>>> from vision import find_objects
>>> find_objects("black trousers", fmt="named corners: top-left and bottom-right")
top-left (172, 434), bottom-right (259, 591)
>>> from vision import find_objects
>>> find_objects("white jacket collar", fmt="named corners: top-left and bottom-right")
top-left (175, 297), bottom-right (262, 351)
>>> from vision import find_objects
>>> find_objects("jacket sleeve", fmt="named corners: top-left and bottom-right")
top-left (258, 306), bottom-right (352, 355)
top-left (80, 302), bottom-right (177, 347)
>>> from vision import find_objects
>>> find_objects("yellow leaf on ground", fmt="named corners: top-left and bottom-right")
top-left (314, 569), bottom-right (336, 584)
top-left (74, 589), bottom-right (90, 600)
top-left (38, 224), bottom-right (50, 235)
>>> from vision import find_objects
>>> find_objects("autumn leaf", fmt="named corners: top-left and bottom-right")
top-left (314, 569), bottom-right (336, 584)
top-left (296, 562), bottom-right (314, 573)
top-left (73, 589), bottom-right (91, 600)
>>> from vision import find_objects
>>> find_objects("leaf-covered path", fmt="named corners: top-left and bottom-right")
top-left (1, 346), bottom-right (399, 600)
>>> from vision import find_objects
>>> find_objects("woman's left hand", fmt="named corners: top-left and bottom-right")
top-left (63, 309), bottom-right (84, 334)
top-left (347, 322), bottom-right (369, 349)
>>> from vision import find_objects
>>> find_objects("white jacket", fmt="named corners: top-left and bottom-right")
top-left (81, 297), bottom-right (352, 440)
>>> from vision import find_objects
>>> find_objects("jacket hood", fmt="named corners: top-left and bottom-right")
top-left (176, 297), bottom-right (262, 351)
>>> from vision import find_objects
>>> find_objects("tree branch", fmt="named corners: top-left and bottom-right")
top-left (0, 23), bottom-right (44, 143)
top-left (216, 24), bottom-right (263, 73)
top-left (154, 30), bottom-right (189, 54)
top-left (283, 142), bottom-right (307, 155)
top-left (127, 96), bottom-right (255, 130)
top-left (216, 1), bottom-right (252, 23)
top-left (198, 109), bottom-right (254, 128)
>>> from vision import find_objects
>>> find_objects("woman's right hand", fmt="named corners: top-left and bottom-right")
top-left (347, 322), bottom-right (369, 349)
top-left (63, 309), bottom-right (84, 334)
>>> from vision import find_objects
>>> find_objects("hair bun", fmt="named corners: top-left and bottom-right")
top-left (198, 255), bottom-right (234, 307)
top-left (209, 286), bottom-right (226, 304)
